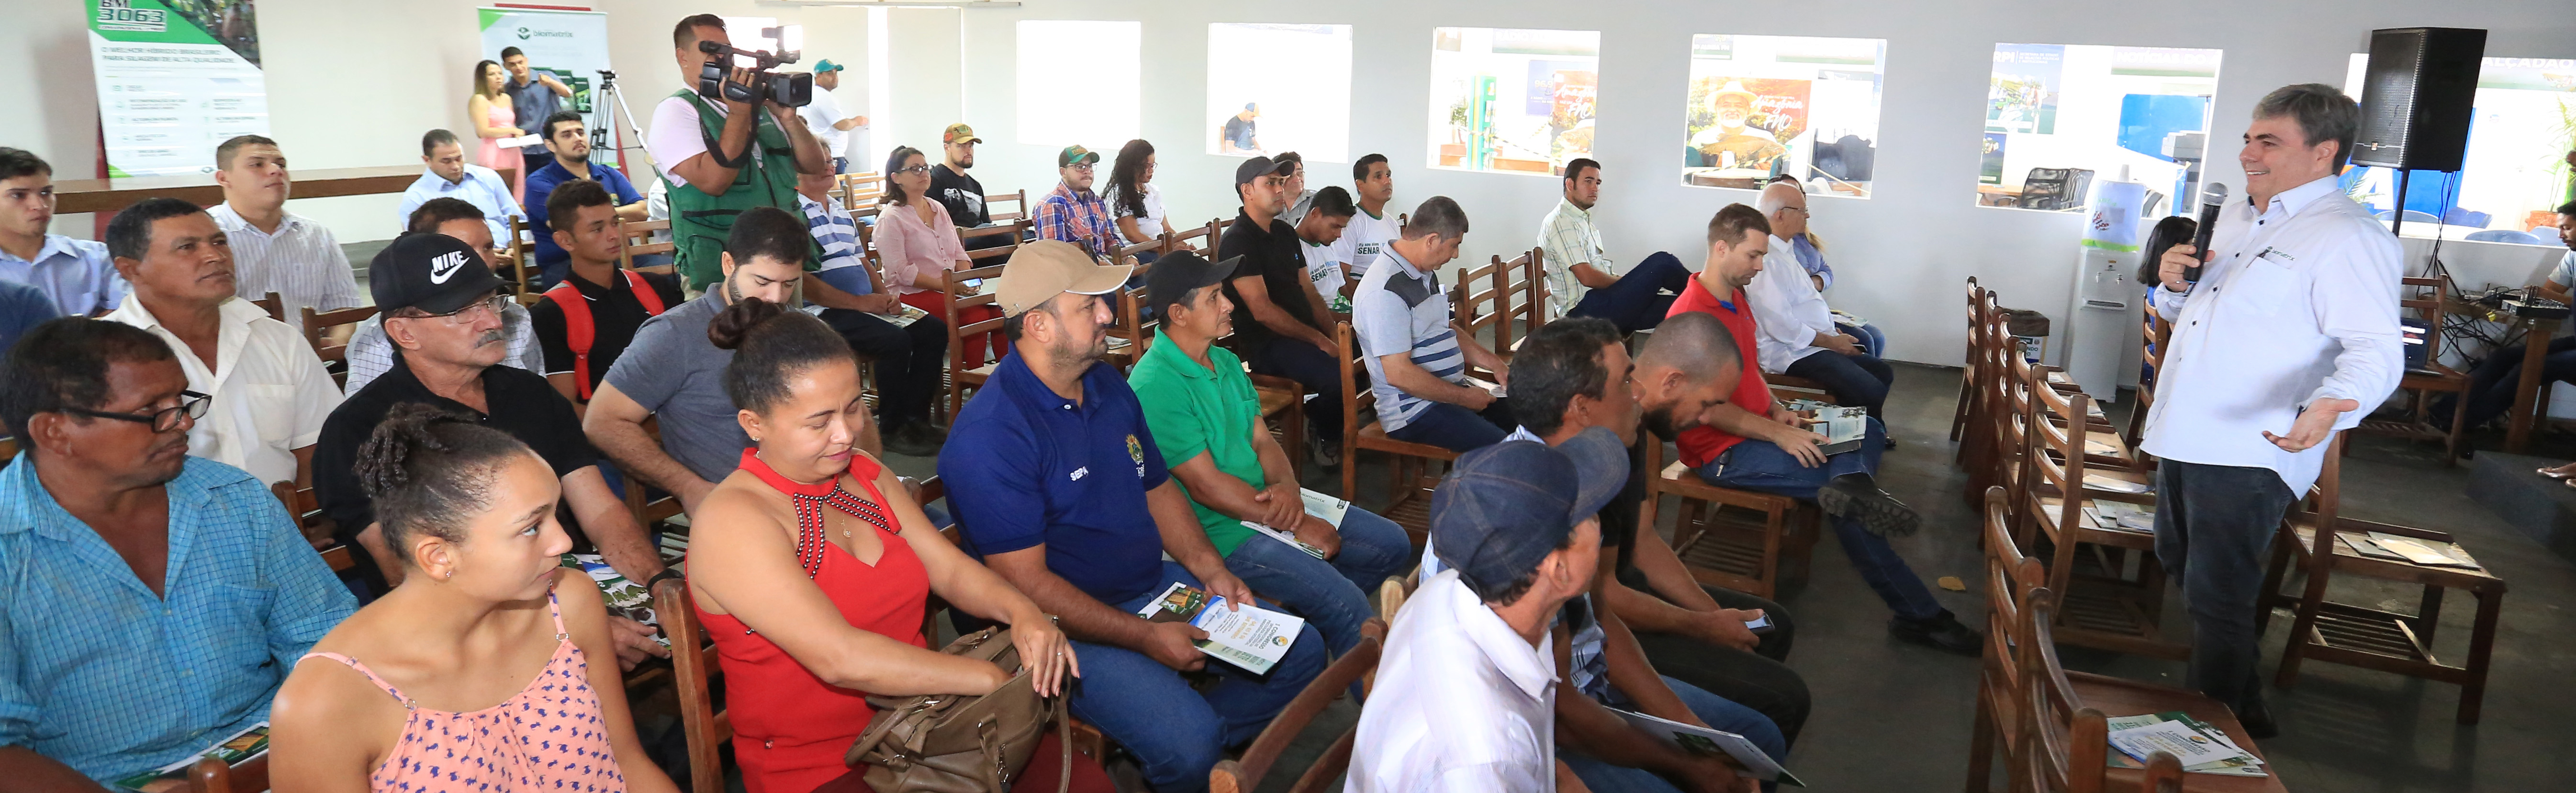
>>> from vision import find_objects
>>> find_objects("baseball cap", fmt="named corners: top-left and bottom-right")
top-left (812, 58), bottom-right (844, 73)
top-left (1233, 155), bottom-right (1293, 186)
top-left (1430, 427), bottom-right (1629, 594)
top-left (1058, 145), bottom-right (1100, 168)
top-left (993, 240), bottom-right (1133, 317)
top-left (942, 123), bottom-right (981, 145)
top-left (1144, 250), bottom-right (1240, 317)
top-left (369, 231), bottom-right (504, 315)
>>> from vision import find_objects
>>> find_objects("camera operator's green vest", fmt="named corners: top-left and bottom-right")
top-left (664, 89), bottom-right (817, 290)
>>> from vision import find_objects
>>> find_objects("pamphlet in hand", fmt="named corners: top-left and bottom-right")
top-left (2103, 712), bottom-right (2267, 777)
top-left (1136, 583), bottom-right (1305, 675)
top-left (115, 722), bottom-right (269, 793)
top-left (1612, 708), bottom-right (1804, 787)
top-left (1240, 488), bottom-right (1355, 559)
top-left (1462, 375), bottom-right (1508, 398)
top-left (498, 133), bottom-right (543, 149)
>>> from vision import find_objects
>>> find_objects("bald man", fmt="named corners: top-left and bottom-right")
top-left (1747, 181), bottom-right (1893, 417)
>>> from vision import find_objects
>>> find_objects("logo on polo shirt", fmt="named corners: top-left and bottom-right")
top-left (428, 250), bottom-right (469, 284)
top-left (1070, 466), bottom-right (1089, 481)
top-left (1127, 435), bottom-right (1143, 464)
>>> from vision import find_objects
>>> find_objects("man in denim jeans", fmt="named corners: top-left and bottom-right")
top-left (1660, 204), bottom-right (1979, 655)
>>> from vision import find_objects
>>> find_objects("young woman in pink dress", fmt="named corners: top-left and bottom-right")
top-left (467, 59), bottom-right (525, 203)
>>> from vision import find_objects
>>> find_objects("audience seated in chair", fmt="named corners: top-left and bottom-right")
top-left (930, 124), bottom-right (1002, 240)
top-left (1341, 154), bottom-right (1403, 281)
top-left (1295, 185), bottom-right (1360, 316)
top-left (1762, 178), bottom-right (1884, 357)
top-left (1129, 250), bottom-right (1411, 657)
top-left (204, 135), bottom-right (365, 338)
top-left (1035, 145), bottom-right (1122, 261)
top-left (346, 198), bottom-right (543, 392)
top-left (532, 179), bottom-right (686, 419)
top-left (0, 317), bottom-right (356, 791)
top-left (1224, 155), bottom-right (1352, 466)
top-left (312, 234), bottom-right (669, 671)
top-left (1355, 196), bottom-right (1514, 452)
top-left (524, 111), bottom-right (649, 289)
top-left (672, 298), bottom-right (1108, 793)
top-left (1668, 204), bottom-right (1979, 655)
top-left (268, 406), bottom-right (678, 793)
top-left (1750, 182), bottom-right (1894, 417)
top-left (2436, 201), bottom-right (2576, 437)
top-left (1525, 316), bottom-right (1814, 745)
top-left (395, 129), bottom-right (524, 250)
top-left (0, 147), bottom-right (129, 317)
top-left (1103, 139), bottom-right (1169, 264)
top-left (1536, 159), bottom-right (1695, 334)
top-left (586, 208), bottom-right (890, 518)
top-left (881, 144), bottom-right (1004, 370)
top-left (939, 241), bottom-right (1327, 793)
top-left (792, 177), bottom-right (950, 454)
top-left (101, 197), bottom-right (341, 488)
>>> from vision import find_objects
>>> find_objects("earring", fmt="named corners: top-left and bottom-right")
top-left (445, 569), bottom-right (455, 579)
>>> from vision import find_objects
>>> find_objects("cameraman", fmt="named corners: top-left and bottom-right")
top-left (649, 14), bottom-right (831, 293)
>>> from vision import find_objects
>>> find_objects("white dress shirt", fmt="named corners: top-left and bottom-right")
top-left (1745, 234), bottom-right (1836, 374)
top-left (1348, 569), bottom-right (1557, 793)
top-left (103, 295), bottom-right (344, 485)
top-left (2141, 175), bottom-right (2403, 494)
top-left (394, 164), bottom-right (524, 243)
top-left (206, 204), bottom-right (365, 334)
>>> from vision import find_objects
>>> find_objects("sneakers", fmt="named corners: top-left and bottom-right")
top-left (1889, 610), bottom-right (1982, 656)
top-left (1818, 473), bottom-right (1921, 536)
top-left (1308, 430), bottom-right (1342, 468)
top-left (881, 420), bottom-right (946, 458)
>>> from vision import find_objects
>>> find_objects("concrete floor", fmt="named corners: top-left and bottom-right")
top-left (872, 362), bottom-right (2576, 793)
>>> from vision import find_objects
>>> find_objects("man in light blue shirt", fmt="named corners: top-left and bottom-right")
top-left (0, 281), bottom-right (56, 354)
top-left (395, 129), bottom-right (523, 244)
top-left (0, 148), bottom-right (127, 317)
top-left (0, 317), bottom-right (356, 788)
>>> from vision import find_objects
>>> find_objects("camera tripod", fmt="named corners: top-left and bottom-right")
top-left (594, 69), bottom-right (664, 182)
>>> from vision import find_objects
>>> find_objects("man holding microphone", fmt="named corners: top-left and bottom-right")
top-left (2145, 83), bottom-right (2404, 738)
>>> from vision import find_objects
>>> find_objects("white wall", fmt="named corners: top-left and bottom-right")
top-left (888, 0), bottom-right (2572, 369)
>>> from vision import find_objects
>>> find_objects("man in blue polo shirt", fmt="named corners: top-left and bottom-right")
top-left (524, 111), bottom-right (646, 288)
top-left (941, 240), bottom-right (1328, 793)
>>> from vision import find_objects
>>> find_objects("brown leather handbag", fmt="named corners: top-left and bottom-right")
top-left (844, 626), bottom-right (1071, 793)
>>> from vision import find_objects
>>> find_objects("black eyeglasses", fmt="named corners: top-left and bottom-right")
top-left (63, 390), bottom-right (211, 432)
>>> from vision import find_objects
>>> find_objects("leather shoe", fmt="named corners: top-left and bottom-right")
top-left (2236, 700), bottom-right (2280, 740)
top-left (1889, 611), bottom-right (1982, 657)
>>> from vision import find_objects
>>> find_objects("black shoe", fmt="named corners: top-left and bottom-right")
top-left (912, 422), bottom-right (950, 445)
top-left (1819, 474), bottom-right (1921, 536)
top-left (1890, 611), bottom-right (1982, 657)
top-left (2236, 700), bottom-right (2280, 740)
top-left (882, 421), bottom-right (943, 458)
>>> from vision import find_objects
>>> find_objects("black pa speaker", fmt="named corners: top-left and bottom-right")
top-left (2352, 27), bottom-right (2485, 171)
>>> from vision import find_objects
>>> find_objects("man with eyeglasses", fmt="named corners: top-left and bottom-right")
top-left (310, 234), bottom-right (672, 674)
top-left (1747, 181), bottom-right (1893, 419)
top-left (341, 198), bottom-right (544, 393)
top-left (100, 197), bottom-right (342, 490)
top-left (1536, 159), bottom-right (1695, 334)
top-left (1035, 145), bottom-right (1122, 261)
top-left (0, 316), bottom-right (357, 791)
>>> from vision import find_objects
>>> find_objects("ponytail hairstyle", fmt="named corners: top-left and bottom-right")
top-left (709, 297), bottom-right (859, 416)
top-left (354, 403), bottom-right (537, 564)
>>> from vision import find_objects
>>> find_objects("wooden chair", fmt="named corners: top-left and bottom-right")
top-left (2017, 367), bottom-right (2185, 661)
top-left (504, 217), bottom-right (541, 302)
top-left (2122, 302), bottom-right (2173, 462)
top-left (835, 171), bottom-right (885, 210)
top-left (620, 416), bottom-right (688, 534)
top-left (1962, 320), bottom-right (2023, 510)
top-left (985, 190), bottom-right (1031, 224)
top-left (1250, 373), bottom-right (1307, 480)
top-left (1966, 486), bottom-right (2048, 793)
top-left (1635, 428), bottom-right (1822, 600)
top-left (1102, 258), bottom-right (1150, 369)
top-left (618, 218), bottom-right (677, 276)
top-left (2261, 431), bottom-right (2505, 724)
top-left (1952, 277), bottom-right (1986, 442)
top-left (251, 291), bottom-right (283, 322)
top-left (651, 576), bottom-right (732, 793)
top-left (960, 219), bottom-right (1028, 264)
top-left (1446, 249), bottom-right (1543, 373)
top-left (185, 754), bottom-right (269, 793)
top-left (1337, 321), bottom-right (1456, 545)
top-left (1165, 219), bottom-right (1215, 254)
top-left (270, 481), bottom-right (354, 571)
top-left (940, 261), bottom-right (1010, 422)
top-left (2352, 277), bottom-right (2473, 464)
top-left (299, 305), bottom-right (379, 389)
top-left (1209, 619), bottom-right (1388, 793)
top-left (2018, 589), bottom-right (2275, 793)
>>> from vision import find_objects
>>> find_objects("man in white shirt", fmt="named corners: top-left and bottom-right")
top-left (0, 148), bottom-right (128, 317)
top-left (204, 136), bottom-right (364, 337)
top-left (1336, 153), bottom-right (1402, 280)
top-left (395, 129), bottom-right (524, 243)
top-left (1536, 159), bottom-right (1694, 333)
top-left (796, 59), bottom-right (869, 174)
top-left (1748, 181), bottom-right (1893, 418)
top-left (2145, 84), bottom-right (2404, 738)
top-left (1295, 185), bottom-right (1357, 314)
top-left (101, 198), bottom-right (340, 487)
top-left (1351, 438), bottom-right (1612, 793)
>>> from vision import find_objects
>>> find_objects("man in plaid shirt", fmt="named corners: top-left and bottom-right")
top-left (1037, 145), bottom-right (1122, 261)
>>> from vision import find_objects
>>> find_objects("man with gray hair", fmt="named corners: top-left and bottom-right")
top-left (2146, 82), bottom-right (2402, 738)
top-left (1355, 195), bottom-right (1516, 452)
top-left (1748, 181), bottom-right (1893, 418)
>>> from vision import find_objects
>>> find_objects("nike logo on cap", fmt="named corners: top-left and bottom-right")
top-left (429, 251), bottom-right (468, 284)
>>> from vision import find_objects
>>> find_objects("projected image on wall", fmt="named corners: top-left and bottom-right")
top-left (1017, 20), bottom-right (1142, 147)
top-left (1426, 27), bottom-right (1598, 177)
top-left (1974, 44), bottom-right (2222, 215)
top-left (1680, 35), bottom-right (1886, 197)
top-left (2341, 53), bottom-right (2576, 246)
top-left (1206, 23), bottom-right (1352, 163)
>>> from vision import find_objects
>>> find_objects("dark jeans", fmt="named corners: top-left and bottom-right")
top-left (1695, 419), bottom-right (1944, 621)
top-left (1067, 562), bottom-right (1329, 793)
top-left (1784, 347), bottom-right (1895, 417)
top-left (1560, 675), bottom-right (1788, 793)
top-left (1630, 585), bottom-right (1812, 747)
top-left (1568, 251), bottom-right (1693, 334)
top-left (2153, 460), bottom-right (2296, 716)
top-left (818, 307), bottom-right (949, 426)
top-left (1385, 398), bottom-right (1516, 453)
top-left (1222, 506), bottom-right (1412, 657)
top-left (2439, 335), bottom-right (2576, 430)
top-left (1839, 321), bottom-right (1887, 359)
top-left (1244, 335), bottom-right (1350, 443)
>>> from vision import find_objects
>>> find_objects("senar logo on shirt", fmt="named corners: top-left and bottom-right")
top-left (1127, 435), bottom-right (1144, 464)
top-left (428, 250), bottom-right (470, 284)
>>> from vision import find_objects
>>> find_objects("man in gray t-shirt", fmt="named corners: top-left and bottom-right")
top-left (591, 294), bottom-right (747, 494)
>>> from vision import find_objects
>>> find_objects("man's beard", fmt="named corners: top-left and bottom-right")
top-left (557, 147), bottom-right (590, 165)
top-left (1051, 328), bottom-right (1109, 369)
top-left (725, 274), bottom-right (745, 305)
top-left (1641, 400), bottom-right (1686, 442)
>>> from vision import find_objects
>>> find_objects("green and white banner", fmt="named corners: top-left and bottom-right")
top-left (86, 0), bottom-right (268, 177)
top-left (478, 7), bottom-right (618, 169)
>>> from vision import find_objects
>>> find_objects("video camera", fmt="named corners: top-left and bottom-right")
top-left (695, 25), bottom-right (812, 108)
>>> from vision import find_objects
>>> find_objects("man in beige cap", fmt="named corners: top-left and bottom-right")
top-left (937, 239), bottom-right (1328, 792)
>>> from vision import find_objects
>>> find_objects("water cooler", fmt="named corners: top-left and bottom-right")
top-left (2062, 169), bottom-right (2150, 401)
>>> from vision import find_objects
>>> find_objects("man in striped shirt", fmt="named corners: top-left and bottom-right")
top-left (792, 175), bottom-right (948, 454)
top-left (1353, 196), bottom-right (1514, 453)
top-left (204, 136), bottom-right (364, 340)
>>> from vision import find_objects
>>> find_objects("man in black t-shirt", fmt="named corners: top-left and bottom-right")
top-left (312, 233), bottom-right (671, 669)
top-left (930, 123), bottom-right (1016, 254)
top-left (530, 179), bottom-right (686, 417)
top-left (1218, 155), bottom-right (1347, 465)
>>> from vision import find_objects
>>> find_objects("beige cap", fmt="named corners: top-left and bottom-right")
top-left (994, 240), bottom-right (1133, 317)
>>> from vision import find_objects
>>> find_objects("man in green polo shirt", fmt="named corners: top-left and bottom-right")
top-left (1129, 250), bottom-right (1411, 657)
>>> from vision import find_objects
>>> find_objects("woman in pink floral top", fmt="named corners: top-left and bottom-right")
top-left (877, 146), bottom-right (1006, 368)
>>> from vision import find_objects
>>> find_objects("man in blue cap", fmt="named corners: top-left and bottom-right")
top-left (797, 59), bottom-right (868, 174)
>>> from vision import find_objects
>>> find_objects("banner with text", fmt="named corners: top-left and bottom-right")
top-left (87, 0), bottom-right (269, 177)
top-left (477, 7), bottom-right (619, 169)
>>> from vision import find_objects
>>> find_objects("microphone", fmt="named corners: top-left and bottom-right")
top-left (2185, 182), bottom-right (2228, 284)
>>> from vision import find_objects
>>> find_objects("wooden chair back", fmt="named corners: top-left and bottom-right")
top-left (985, 190), bottom-right (1031, 224)
top-left (2398, 276), bottom-right (2448, 366)
top-left (504, 217), bottom-right (540, 302)
top-left (1103, 255), bottom-right (1151, 367)
top-left (1507, 246), bottom-right (1547, 343)
top-left (1116, 235), bottom-right (1167, 263)
top-left (1951, 276), bottom-right (1986, 443)
top-left (835, 171), bottom-right (885, 209)
top-left (185, 754), bottom-right (269, 793)
top-left (961, 219), bottom-right (1028, 264)
top-left (270, 481), bottom-right (349, 569)
top-left (1209, 620), bottom-right (1388, 793)
top-left (651, 576), bottom-right (730, 793)
top-left (942, 261), bottom-right (1011, 419)
top-left (1166, 219), bottom-right (1216, 253)
top-left (2016, 590), bottom-right (2189, 793)
top-left (251, 292), bottom-right (284, 322)
top-left (2125, 301), bottom-right (2172, 454)
top-left (1968, 485), bottom-right (2049, 793)
top-left (1447, 254), bottom-right (1509, 377)
top-left (618, 218), bottom-right (677, 275)
top-left (300, 305), bottom-right (379, 388)
top-left (1337, 320), bottom-right (1455, 540)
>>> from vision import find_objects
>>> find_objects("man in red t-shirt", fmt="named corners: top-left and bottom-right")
top-left (1642, 204), bottom-right (1979, 655)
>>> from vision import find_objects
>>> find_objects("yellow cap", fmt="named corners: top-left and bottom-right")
top-left (994, 240), bottom-right (1134, 317)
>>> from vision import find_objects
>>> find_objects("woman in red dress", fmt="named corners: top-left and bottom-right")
top-left (682, 298), bottom-right (1104, 793)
